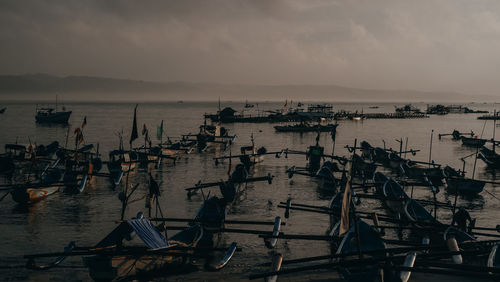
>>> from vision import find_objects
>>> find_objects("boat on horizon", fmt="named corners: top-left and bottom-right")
top-left (35, 96), bottom-right (71, 124)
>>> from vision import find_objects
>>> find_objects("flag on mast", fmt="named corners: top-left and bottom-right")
top-left (81, 116), bottom-right (87, 129)
top-left (130, 104), bottom-right (138, 145)
top-left (157, 120), bottom-right (164, 140)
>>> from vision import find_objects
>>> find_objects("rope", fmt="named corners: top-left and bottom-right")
top-left (483, 188), bottom-right (500, 201)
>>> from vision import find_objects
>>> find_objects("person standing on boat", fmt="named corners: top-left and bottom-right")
top-left (452, 207), bottom-right (472, 232)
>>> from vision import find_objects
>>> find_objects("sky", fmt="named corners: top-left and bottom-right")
top-left (2, 0), bottom-right (500, 95)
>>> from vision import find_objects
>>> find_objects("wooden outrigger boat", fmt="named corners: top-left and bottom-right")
top-left (443, 166), bottom-right (485, 194)
top-left (35, 96), bottom-right (71, 124)
top-left (25, 185), bottom-right (240, 281)
top-left (438, 129), bottom-right (474, 140)
top-left (400, 160), bottom-right (443, 186)
top-left (107, 150), bottom-right (138, 185)
top-left (214, 135), bottom-right (284, 171)
top-left (479, 146), bottom-right (500, 168)
top-left (159, 138), bottom-right (196, 155)
top-left (461, 136), bottom-right (487, 147)
top-left (186, 164), bottom-right (273, 207)
top-left (35, 108), bottom-right (71, 124)
top-left (333, 219), bottom-right (387, 282)
top-left (10, 168), bottom-right (63, 205)
top-left (182, 124), bottom-right (235, 153)
top-left (4, 141), bottom-right (60, 162)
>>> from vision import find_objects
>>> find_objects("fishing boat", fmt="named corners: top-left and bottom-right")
top-left (191, 124), bottom-right (234, 152)
top-left (35, 97), bottom-right (71, 124)
top-left (478, 146), bottom-right (500, 168)
top-left (382, 178), bottom-right (409, 214)
top-left (404, 199), bottom-right (438, 226)
top-left (315, 161), bottom-right (340, 193)
top-left (83, 214), bottom-right (204, 281)
top-left (400, 161), bottom-right (443, 186)
top-left (334, 219), bottom-right (387, 282)
top-left (461, 136), bottom-right (487, 147)
top-left (244, 100), bottom-right (254, 108)
top-left (352, 154), bottom-right (376, 179)
top-left (388, 152), bottom-right (404, 169)
top-left (35, 108), bottom-right (72, 124)
top-left (159, 139), bottom-right (196, 155)
top-left (274, 122), bottom-right (338, 133)
top-left (373, 172), bottom-right (389, 194)
top-left (11, 186), bottom-right (60, 205)
top-left (186, 164), bottom-right (273, 208)
top-left (443, 166), bottom-right (485, 194)
top-left (107, 150), bottom-right (138, 185)
top-left (4, 141), bottom-right (59, 162)
top-left (10, 168), bottom-right (63, 205)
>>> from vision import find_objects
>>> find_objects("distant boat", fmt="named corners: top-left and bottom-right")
top-left (244, 100), bottom-right (254, 108)
top-left (0, 107), bottom-right (6, 114)
top-left (35, 107), bottom-right (72, 124)
top-left (35, 96), bottom-right (71, 124)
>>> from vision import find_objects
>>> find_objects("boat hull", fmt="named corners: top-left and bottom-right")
top-left (446, 178), bottom-right (485, 194)
top-left (11, 186), bottom-right (59, 205)
top-left (84, 254), bottom-right (186, 282)
top-left (35, 111), bottom-right (72, 124)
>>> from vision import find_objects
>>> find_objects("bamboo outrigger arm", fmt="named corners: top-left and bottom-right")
top-left (185, 174), bottom-right (274, 191)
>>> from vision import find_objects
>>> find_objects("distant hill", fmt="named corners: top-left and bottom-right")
top-left (0, 73), bottom-right (492, 102)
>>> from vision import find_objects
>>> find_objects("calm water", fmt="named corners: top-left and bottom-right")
top-left (0, 101), bottom-right (499, 281)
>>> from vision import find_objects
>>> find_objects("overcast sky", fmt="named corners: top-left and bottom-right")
top-left (2, 0), bottom-right (500, 95)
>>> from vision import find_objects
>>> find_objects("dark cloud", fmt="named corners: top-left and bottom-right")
top-left (1, 0), bottom-right (500, 95)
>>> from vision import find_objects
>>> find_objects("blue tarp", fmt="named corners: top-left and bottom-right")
top-left (127, 218), bottom-right (170, 250)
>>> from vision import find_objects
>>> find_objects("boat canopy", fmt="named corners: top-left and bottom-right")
top-left (126, 218), bottom-right (170, 250)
